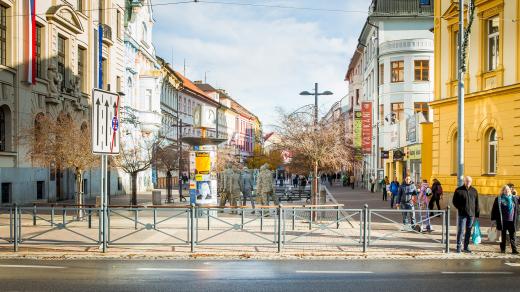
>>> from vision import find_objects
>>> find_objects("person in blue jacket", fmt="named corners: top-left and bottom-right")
top-left (389, 177), bottom-right (400, 209)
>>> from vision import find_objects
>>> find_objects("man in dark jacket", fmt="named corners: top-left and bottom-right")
top-left (398, 176), bottom-right (417, 226)
top-left (429, 179), bottom-right (443, 215)
top-left (452, 176), bottom-right (480, 253)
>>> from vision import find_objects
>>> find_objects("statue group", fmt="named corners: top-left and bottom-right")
top-left (218, 163), bottom-right (277, 209)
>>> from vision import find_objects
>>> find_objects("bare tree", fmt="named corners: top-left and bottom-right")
top-left (112, 130), bottom-right (160, 206)
top-left (20, 113), bottom-right (98, 216)
top-left (274, 108), bottom-right (358, 204)
top-left (155, 144), bottom-right (189, 203)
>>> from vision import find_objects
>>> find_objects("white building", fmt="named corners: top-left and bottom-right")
top-left (122, 0), bottom-right (163, 193)
top-left (351, 0), bottom-right (434, 187)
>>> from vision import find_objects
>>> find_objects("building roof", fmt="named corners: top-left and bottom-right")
top-left (172, 71), bottom-right (217, 104)
top-left (194, 82), bottom-right (218, 93)
top-left (369, 0), bottom-right (434, 17)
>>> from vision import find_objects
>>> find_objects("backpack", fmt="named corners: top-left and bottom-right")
top-left (437, 185), bottom-right (443, 195)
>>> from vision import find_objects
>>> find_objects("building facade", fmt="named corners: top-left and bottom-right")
top-left (346, 0), bottom-right (434, 189)
top-left (431, 0), bottom-right (520, 213)
top-left (0, 0), bottom-right (125, 204)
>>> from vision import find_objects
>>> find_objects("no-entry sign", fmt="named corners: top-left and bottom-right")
top-left (92, 89), bottom-right (120, 155)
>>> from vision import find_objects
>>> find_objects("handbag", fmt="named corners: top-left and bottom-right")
top-left (472, 219), bottom-right (482, 245)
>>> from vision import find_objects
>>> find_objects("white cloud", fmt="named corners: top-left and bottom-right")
top-left (152, 0), bottom-right (370, 127)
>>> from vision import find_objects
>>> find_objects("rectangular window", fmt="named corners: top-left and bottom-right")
top-left (379, 64), bottom-right (384, 85)
top-left (146, 89), bottom-right (153, 111)
top-left (487, 17), bottom-right (499, 71)
top-left (77, 47), bottom-right (86, 92)
top-left (414, 60), bottom-right (429, 81)
top-left (116, 10), bottom-right (122, 39)
top-left (355, 89), bottom-right (359, 105)
top-left (391, 61), bottom-right (404, 83)
top-left (36, 181), bottom-right (44, 200)
top-left (116, 76), bottom-right (121, 92)
top-left (391, 102), bottom-right (404, 122)
top-left (57, 35), bottom-right (67, 91)
top-left (0, 5), bottom-right (7, 66)
top-left (36, 25), bottom-right (42, 78)
top-left (101, 57), bottom-right (107, 90)
top-left (379, 104), bottom-right (384, 126)
top-left (453, 31), bottom-right (460, 79)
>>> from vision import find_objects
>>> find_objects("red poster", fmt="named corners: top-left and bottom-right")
top-left (361, 102), bottom-right (372, 154)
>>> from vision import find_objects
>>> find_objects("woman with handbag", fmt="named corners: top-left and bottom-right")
top-left (491, 185), bottom-right (519, 254)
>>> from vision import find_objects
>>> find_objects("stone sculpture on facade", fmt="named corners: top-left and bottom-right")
top-left (47, 62), bottom-right (62, 96)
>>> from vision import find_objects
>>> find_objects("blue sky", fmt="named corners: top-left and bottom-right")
top-left (152, 0), bottom-right (372, 127)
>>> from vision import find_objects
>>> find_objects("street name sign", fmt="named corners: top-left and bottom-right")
top-left (92, 89), bottom-right (120, 155)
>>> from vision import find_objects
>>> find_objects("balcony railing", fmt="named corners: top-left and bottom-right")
top-left (100, 23), bottom-right (113, 43)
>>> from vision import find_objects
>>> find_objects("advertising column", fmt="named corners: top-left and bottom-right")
top-left (189, 145), bottom-right (218, 205)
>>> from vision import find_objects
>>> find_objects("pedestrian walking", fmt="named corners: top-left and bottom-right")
top-left (299, 175), bottom-right (307, 195)
top-left (327, 174), bottom-right (333, 187)
top-left (452, 176), bottom-right (480, 253)
top-left (370, 175), bottom-right (375, 193)
top-left (381, 176), bottom-right (389, 201)
top-left (429, 178), bottom-right (443, 215)
top-left (350, 175), bottom-right (355, 190)
top-left (389, 177), bottom-right (400, 208)
top-left (491, 185), bottom-right (519, 254)
top-left (293, 174), bottom-right (299, 189)
top-left (397, 176), bottom-right (418, 227)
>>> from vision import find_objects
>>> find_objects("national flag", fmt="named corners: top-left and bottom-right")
top-left (27, 0), bottom-right (36, 84)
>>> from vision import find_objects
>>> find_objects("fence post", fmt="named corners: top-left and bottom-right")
top-left (241, 207), bottom-right (244, 230)
top-left (190, 204), bottom-right (195, 253)
top-left (363, 204), bottom-right (368, 253)
top-left (308, 207), bottom-right (312, 230)
top-left (88, 209), bottom-right (92, 229)
top-left (62, 208), bottom-right (66, 226)
top-left (13, 204), bottom-right (18, 252)
top-left (445, 206), bottom-right (450, 254)
top-left (134, 209), bottom-right (138, 230)
top-left (153, 208), bottom-right (157, 230)
top-left (51, 205), bottom-right (55, 226)
top-left (277, 204), bottom-right (282, 253)
top-left (207, 208), bottom-right (210, 231)
top-left (107, 208), bottom-right (111, 244)
top-left (292, 207), bottom-right (295, 231)
top-left (32, 204), bottom-right (37, 226)
top-left (260, 208), bottom-right (263, 231)
top-left (9, 206), bottom-right (13, 242)
top-left (336, 205), bottom-right (340, 229)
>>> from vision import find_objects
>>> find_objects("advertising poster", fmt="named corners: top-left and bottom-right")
top-left (354, 111), bottom-right (362, 148)
top-left (361, 102), bottom-right (372, 154)
top-left (189, 147), bottom-right (218, 205)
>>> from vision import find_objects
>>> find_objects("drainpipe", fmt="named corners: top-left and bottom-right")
top-left (368, 20), bottom-right (380, 187)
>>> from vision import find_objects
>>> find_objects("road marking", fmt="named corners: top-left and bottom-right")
top-left (442, 271), bottom-right (513, 275)
top-left (296, 270), bottom-right (373, 274)
top-left (505, 263), bottom-right (520, 267)
top-left (137, 268), bottom-right (211, 272)
top-left (0, 264), bottom-right (65, 269)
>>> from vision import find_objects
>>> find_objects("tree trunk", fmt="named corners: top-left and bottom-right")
top-left (75, 169), bottom-right (84, 219)
top-left (166, 171), bottom-right (172, 203)
top-left (131, 172), bottom-right (138, 206)
top-left (312, 161), bottom-right (318, 221)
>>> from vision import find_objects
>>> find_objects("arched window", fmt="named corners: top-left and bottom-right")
top-left (487, 128), bottom-right (497, 174)
top-left (451, 131), bottom-right (458, 175)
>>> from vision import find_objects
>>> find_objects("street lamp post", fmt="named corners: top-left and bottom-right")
top-left (457, 0), bottom-right (465, 187)
top-left (300, 83), bottom-right (333, 206)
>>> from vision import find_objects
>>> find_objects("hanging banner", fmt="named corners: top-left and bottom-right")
top-left (353, 111), bottom-right (362, 148)
top-left (361, 102), bottom-right (372, 154)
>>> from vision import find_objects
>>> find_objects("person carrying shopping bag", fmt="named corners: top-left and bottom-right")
top-left (491, 185), bottom-right (519, 254)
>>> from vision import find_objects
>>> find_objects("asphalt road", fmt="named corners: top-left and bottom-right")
top-left (0, 259), bottom-right (519, 291)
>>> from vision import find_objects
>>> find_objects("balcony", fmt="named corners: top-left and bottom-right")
top-left (100, 23), bottom-right (113, 46)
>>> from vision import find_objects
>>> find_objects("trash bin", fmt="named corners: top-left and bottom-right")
top-left (152, 190), bottom-right (162, 205)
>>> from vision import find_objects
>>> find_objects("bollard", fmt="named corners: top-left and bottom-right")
top-left (33, 204), bottom-right (37, 226)
top-left (367, 208), bottom-right (371, 245)
top-left (13, 204), bottom-right (18, 252)
top-left (98, 209), bottom-right (102, 244)
top-left (190, 204), bottom-right (195, 252)
top-left (107, 208), bottom-right (111, 244)
top-left (292, 207), bottom-right (295, 231)
top-left (51, 205), bottom-right (55, 226)
top-left (363, 204), bottom-right (368, 253)
top-left (153, 208), bottom-right (157, 230)
top-left (88, 209), bottom-right (92, 229)
top-left (62, 208), bottom-right (66, 226)
top-left (277, 204), bottom-right (282, 253)
top-left (336, 205), bottom-right (340, 229)
top-left (445, 206), bottom-right (450, 254)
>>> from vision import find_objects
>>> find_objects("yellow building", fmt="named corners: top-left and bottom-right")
top-left (431, 0), bottom-right (520, 213)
